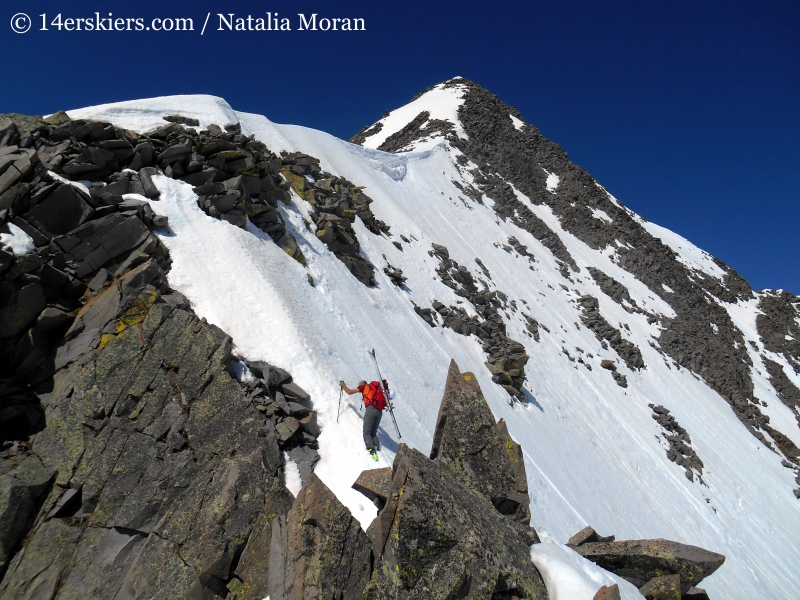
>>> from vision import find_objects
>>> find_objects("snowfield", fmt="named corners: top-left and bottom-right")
top-left (68, 95), bottom-right (800, 600)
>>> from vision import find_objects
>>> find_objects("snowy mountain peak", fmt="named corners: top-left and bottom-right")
top-left (351, 78), bottom-right (471, 152)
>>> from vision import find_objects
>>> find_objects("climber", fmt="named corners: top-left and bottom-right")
top-left (340, 378), bottom-right (389, 460)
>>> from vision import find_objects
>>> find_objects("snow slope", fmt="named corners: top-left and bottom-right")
top-left (70, 96), bottom-right (800, 600)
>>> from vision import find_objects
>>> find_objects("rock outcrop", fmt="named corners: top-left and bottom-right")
top-left (349, 361), bottom-right (546, 599)
top-left (430, 359), bottom-right (531, 524)
top-left (0, 112), bottom-right (323, 598)
top-left (269, 474), bottom-right (371, 600)
top-left (569, 535), bottom-right (725, 597)
top-left (427, 245), bottom-right (531, 399)
top-left (364, 444), bottom-right (546, 600)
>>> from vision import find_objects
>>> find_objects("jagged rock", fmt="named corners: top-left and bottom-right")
top-left (383, 263), bottom-right (407, 286)
top-left (573, 539), bottom-right (725, 594)
top-left (276, 417), bottom-right (300, 442)
top-left (247, 361), bottom-right (291, 386)
top-left (282, 381), bottom-right (311, 404)
top-left (430, 359), bottom-right (531, 524)
top-left (53, 212), bottom-right (150, 279)
top-left (593, 583), bottom-right (621, 600)
top-left (351, 467), bottom-right (392, 507)
top-left (268, 474), bottom-right (371, 600)
top-left (163, 115), bottom-right (200, 127)
top-left (638, 574), bottom-right (681, 599)
top-left (365, 443), bottom-right (547, 600)
top-left (138, 167), bottom-right (160, 198)
top-left (298, 411), bottom-right (320, 438)
top-left (568, 525), bottom-right (615, 546)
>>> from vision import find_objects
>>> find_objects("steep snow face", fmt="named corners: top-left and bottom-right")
top-left (357, 79), bottom-right (468, 151)
top-left (73, 95), bottom-right (800, 600)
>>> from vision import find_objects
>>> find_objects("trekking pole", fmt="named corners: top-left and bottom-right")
top-left (337, 386), bottom-right (343, 423)
top-left (369, 349), bottom-right (401, 438)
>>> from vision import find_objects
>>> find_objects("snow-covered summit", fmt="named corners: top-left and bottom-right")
top-left (351, 78), bottom-right (470, 152)
top-left (61, 89), bottom-right (800, 600)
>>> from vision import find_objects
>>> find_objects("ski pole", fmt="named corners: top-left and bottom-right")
top-left (370, 349), bottom-right (401, 438)
top-left (337, 386), bottom-right (343, 423)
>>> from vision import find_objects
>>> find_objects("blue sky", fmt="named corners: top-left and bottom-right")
top-left (2, 0), bottom-right (798, 293)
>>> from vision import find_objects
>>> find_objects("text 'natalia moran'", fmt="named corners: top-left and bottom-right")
top-left (217, 13), bottom-right (365, 31)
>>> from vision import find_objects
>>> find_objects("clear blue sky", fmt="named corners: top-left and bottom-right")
top-left (2, 0), bottom-right (798, 293)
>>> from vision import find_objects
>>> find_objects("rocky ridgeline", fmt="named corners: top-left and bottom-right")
top-left (0, 111), bottom-right (323, 598)
top-left (649, 404), bottom-right (705, 482)
top-left (756, 290), bottom-right (800, 373)
top-left (425, 242), bottom-right (530, 399)
top-left (352, 77), bottom-right (800, 474)
top-left (448, 78), bottom-right (800, 470)
top-left (280, 153), bottom-right (390, 286)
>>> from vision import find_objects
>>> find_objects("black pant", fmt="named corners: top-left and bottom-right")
top-left (363, 405), bottom-right (382, 451)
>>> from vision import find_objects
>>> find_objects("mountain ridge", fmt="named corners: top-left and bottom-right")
top-left (0, 79), bottom-right (798, 598)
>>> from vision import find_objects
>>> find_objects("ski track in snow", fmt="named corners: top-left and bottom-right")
top-left (72, 96), bottom-right (800, 600)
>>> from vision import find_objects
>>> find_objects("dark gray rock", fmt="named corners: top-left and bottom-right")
top-left (269, 474), bottom-right (371, 600)
top-left (430, 360), bottom-right (531, 524)
top-left (351, 467), bottom-right (392, 506)
top-left (138, 167), bottom-right (160, 199)
top-left (54, 213), bottom-right (150, 279)
top-left (0, 455), bottom-right (55, 575)
top-left (281, 381), bottom-right (310, 404)
top-left (573, 538), bottom-right (725, 594)
top-left (365, 443), bottom-right (547, 600)
top-left (233, 478), bottom-right (294, 599)
top-left (638, 574), bottom-right (681, 599)
top-left (0, 283), bottom-right (46, 340)
top-left (287, 445), bottom-right (320, 485)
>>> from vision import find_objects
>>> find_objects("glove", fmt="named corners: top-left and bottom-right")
top-left (339, 380), bottom-right (345, 388)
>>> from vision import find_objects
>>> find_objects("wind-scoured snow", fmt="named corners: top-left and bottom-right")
top-left (0, 222), bottom-right (35, 255)
top-left (359, 80), bottom-right (468, 150)
top-left (73, 95), bottom-right (800, 600)
top-left (641, 220), bottom-right (727, 280)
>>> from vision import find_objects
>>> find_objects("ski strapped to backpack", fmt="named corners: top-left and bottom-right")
top-left (370, 349), bottom-right (401, 438)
